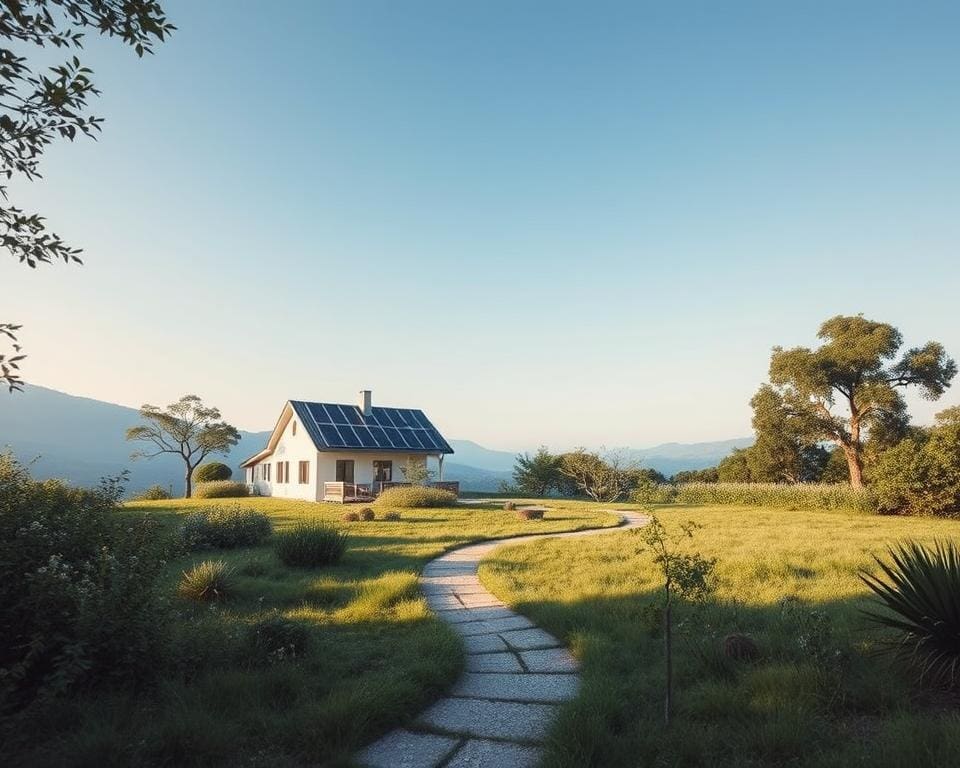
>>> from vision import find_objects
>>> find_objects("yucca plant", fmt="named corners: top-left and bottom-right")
top-left (860, 540), bottom-right (960, 687)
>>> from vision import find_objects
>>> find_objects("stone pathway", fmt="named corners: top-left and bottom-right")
top-left (356, 510), bottom-right (650, 768)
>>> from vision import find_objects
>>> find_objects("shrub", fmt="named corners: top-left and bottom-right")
top-left (383, 511), bottom-right (401, 521)
top-left (375, 485), bottom-right (456, 509)
top-left (341, 511), bottom-right (360, 522)
top-left (193, 480), bottom-right (249, 499)
top-left (674, 482), bottom-right (875, 513)
top-left (518, 508), bottom-right (544, 520)
top-left (632, 482), bottom-right (678, 505)
top-left (193, 462), bottom-right (233, 483)
top-left (178, 560), bottom-right (234, 602)
top-left (503, 501), bottom-right (516, 511)
top-left (721, 633), bottom-right (760, 661)
top-left (249, 614), bottom-right (311, 663)
top-left (861, 540), bottom-right (960, 687)
top-left (176, 506), bottom-right (272, 551)
top-left (359, 507), bottom-right (376, 521)
top-left (0, 454), bottom-right (167, 711)
top-left (275, 521), bottom-right (348, 568)
top-left (132, 484), bottom-right (171, 501)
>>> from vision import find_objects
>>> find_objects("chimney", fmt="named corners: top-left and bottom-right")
top-left (359, 389), bottom-right (372, 417)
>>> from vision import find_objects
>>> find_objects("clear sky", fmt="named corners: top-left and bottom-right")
top-left (5, 0), bottom-right (959, 450)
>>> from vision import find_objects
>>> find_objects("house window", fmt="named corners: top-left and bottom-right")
top-left (263, 463), bottom-right (271, 482)
top-left (298, 461), bottom-right (309, 484)
top-left (292, 421), bottom-right (297, 436)
top-left (335, 459), bottom-right (355, 484)
top-left (276, 461), bottom-right (289, 483)
top-left (373, 460), bottom-right (393, 482)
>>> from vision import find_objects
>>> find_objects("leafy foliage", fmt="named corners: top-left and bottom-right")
top-left (176, 506), bottom-right (272, 551)
top-left (274, 520), bottom-right (348, 568)
top-left (375, 485), bottom-right (456, 508)
top-left (126, 395), bottom-right (240, 497)
top-left (131, 483), bottom-right (170, 501)
top-left (512, 446), bottom-right (563, 496)
top-left (193, 461), bottom-right (233, 483)
top-left (192, 480), bottom-right (249, 499)
top-left (559, 448), bottom-right (639, 502)
top-left (1, 1), bottom-right (174, 390)
top-left (398, 458), bottom-right (433, 485)
top-left (871, 407), bottom-right (960, 517)
top-left (177, 560), bottom-right (234, 602)
top-left (0, 453), bottom-right (167, 712)
top-left (861, 540), bottom-right (960, 687)
top-left (670, 467), bottom-right (719, 483)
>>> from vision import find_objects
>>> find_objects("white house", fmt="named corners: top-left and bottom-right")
top-left (240, 391), bottom-right (457, 502)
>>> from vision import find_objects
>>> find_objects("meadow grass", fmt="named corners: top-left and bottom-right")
top-left (8, 497), bottom-right (615, 768)
top-left (478, 503), bottom-right (960, 768)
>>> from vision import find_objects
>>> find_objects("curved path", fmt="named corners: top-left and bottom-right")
top-left (357, 510), bottom-right (650, 768)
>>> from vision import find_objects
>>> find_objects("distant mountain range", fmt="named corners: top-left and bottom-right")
top-left (0, 385), bottom-right (750, 493)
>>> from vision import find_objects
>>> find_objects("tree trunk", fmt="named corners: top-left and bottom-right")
top-left (184, 463), bottom-right (193, 498)
top-left (664, 597), bottom-right (672, 727)
top-left (842, 445), bottom-right (864, 489)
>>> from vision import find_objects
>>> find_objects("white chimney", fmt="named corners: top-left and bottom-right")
top-left (359, 390), bottom-right (372, 417)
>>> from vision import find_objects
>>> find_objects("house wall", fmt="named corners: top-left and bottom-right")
top-left (248, 412), bottom-right (321, 501)
top-left (315, 452), bottom-right (427, 487)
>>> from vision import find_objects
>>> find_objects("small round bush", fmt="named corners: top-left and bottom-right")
top-left (193, 480), bottom-right (249, 499)
top-left (375, 486), bottom-right (457, 509)
top-left (177, 506), bottom-right (272, 551)
top-left (132, 484), bottom-right (171, 501)
top-left (193, 462), bottom-right (233, 483)
top-left (503, 501), bottom-right (516, 511)
top-left (275, 521), bottom-right (348, 568)
top-left (249, 614), bottom-right (311, 663)
top-left (359, 507), bottom-right (376, 521)
top-left (518, 508), bottom-right (544, 520)
top-left (178, 560), bottom-right (234, 602)
top-left (383, 511), bottom-right (401, 522)
top-left (341, 511), bottom-right (360, 522)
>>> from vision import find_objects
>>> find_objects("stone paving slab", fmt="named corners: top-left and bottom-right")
top-left (417, 697), bottom-right (557, 742)
top-left (465, 652), bottom-right (524, 673)
top-left (519, 647), bottom-right (579, 673)
top-left (444, 739), bottom-right (543, 768)
top-left (453, 615), bottom-right (535, 636)
top-left (452, 672), bottom-right (580, 703)
top-left (436, 607), bottom-right (518, 624)
top-left (499, 627), bottom-right (562, 650)
top-left (456, 594), bottom-right (507, 608)
top-left (462, 634), bottom-right (510, 654)
top-left (355, 728), bottom-right (460, 768)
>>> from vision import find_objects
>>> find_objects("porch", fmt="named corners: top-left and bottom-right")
top-left (322, 481), bottom-right (460, 503)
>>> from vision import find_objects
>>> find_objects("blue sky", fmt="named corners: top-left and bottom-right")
top-left (5, 0), bottom-right (960, 449)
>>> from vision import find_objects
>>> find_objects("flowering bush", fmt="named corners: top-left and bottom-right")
top-left (176, 506), bottom-right (272, 551)
top-left (0, 454), bottom-right (167, 713)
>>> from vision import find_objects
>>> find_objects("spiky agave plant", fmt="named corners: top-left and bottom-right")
top-left (860, 540), bottom-right (960, 687)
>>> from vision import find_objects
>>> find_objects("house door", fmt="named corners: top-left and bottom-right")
top-left (336, 460), bottom-right (355, 484)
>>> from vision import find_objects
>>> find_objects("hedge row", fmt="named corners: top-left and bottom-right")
top-left (673, 482), bottom-right (876, 513)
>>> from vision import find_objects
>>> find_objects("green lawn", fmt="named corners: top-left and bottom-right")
top-left (478, 504), bottom-right (960, 768)
top-left (10, 497), bottom-right (617, 768)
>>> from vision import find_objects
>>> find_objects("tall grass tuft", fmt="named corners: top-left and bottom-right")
top-left (275, 521), bottom-right (348, 568)
top-left (675, 482), bottom-right (875, 513)
top-left (178, 560), bottom-right (235, 602)
top-left (861, 540), bottom-right (960, 687)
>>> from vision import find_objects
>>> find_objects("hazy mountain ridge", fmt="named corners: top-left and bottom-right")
top-left (0, 385), bottom-right (748, 493)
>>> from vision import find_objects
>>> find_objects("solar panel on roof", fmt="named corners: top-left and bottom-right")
top-left (290, 400), bottom-right (452, 453)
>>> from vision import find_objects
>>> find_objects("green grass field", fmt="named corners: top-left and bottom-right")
top-left (10, 497), bottom-right (616, 768)
top-left (479, 504), bottom-right (960, 768)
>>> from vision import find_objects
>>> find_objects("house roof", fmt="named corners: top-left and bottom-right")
top-left (241, 400), bottom-right (454, 466)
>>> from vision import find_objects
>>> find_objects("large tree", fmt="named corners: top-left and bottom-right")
top-left (127, 395), bottom-right (240, 498)
top-left (762, 315), bottom-right (956, 488)
top-left (559, 448), bottom-right (638, 502)
top-left (1, 0), bottom-right (173, 391)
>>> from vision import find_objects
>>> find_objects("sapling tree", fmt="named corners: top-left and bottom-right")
top-left (400, 457), bottom-right (434, 485)
top-left (635, 515), bottom-right (716, 726)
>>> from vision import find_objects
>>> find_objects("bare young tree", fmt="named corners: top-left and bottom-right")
top-left (559, 448), bottom-right (638, 502)
top-left (126, 395), bottom-right (239, 498)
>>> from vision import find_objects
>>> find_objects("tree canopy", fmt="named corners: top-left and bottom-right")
top-left (1, 0), bottom-right (173, 391)
top-left (512, 446), bottom-right (562, 497)
top-left (762, 315), bottom-right (956, 487)
top-left (126, 395), bottom-right (239, 498)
